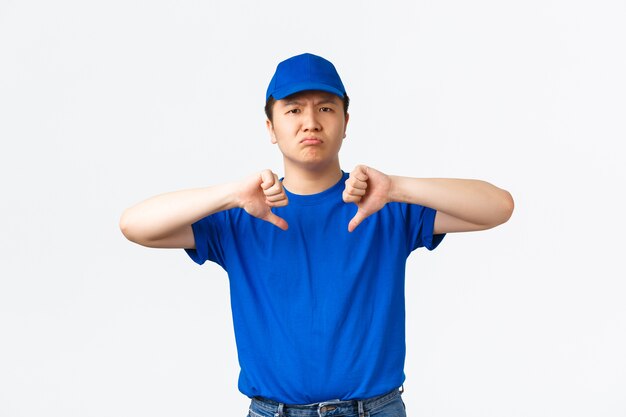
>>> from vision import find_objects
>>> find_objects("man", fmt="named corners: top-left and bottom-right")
top-left (120, 53), bottom-right (514, 417)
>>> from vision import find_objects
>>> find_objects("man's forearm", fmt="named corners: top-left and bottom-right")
top-left (388, 176), bottom-right (514, 229)
top-left (119, 182), bottom-right (239, 244)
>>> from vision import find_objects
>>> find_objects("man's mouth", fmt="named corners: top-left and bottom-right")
top-left (300, 137), bottom-right (323, 145)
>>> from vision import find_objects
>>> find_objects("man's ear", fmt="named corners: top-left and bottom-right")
top-left (266, 119), bottom-right (277, 144)
top-left (343, 112), bottom-right (350, 139)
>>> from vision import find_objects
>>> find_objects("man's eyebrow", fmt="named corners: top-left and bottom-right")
top-left (282, 98), bottom-right (339, 106)
top-left (282, 99), bottom-right (302, 106)
top-left (315, 98), bottom-right (340, 105)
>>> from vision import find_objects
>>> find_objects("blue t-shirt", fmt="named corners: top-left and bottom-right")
top-left (186, 172), bottom-right (444, 404)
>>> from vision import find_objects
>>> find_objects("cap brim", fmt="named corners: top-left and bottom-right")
top-left (271, 82), bottom-right (345, 100)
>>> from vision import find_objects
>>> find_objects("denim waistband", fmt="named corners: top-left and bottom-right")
top-left (250, 387), bottom-right (403, 417)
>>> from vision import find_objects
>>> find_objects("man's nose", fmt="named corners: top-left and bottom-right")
top-left (302, 108), bottom-right (321, 131)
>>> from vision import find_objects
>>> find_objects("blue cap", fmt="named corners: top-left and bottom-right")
top-left (266, 53), bottom-right (346, 101)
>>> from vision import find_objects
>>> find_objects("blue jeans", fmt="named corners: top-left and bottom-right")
top-left (248, 388), bottom-right (406, 417)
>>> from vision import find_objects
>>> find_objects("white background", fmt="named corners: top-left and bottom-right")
top-left (1, 0), bottom-right (625, 416)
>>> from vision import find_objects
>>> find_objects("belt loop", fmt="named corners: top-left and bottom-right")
top-left (274, 402), bottom-right (284, 417)
top-left (358, 400), bottom-right (365, 417)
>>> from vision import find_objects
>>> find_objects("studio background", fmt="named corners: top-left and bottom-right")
top-left (1, 1), bottom-right (624, 416)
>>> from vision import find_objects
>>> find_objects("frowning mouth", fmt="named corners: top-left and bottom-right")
top-left (300, 137), bottom-right (323, 145)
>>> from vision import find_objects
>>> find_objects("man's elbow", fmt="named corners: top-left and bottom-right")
top-left (495, 189), bottom-right (514, 227)
top-left (477, 189), bottom-right (514, 231)
top-left (119, 209), bottom-right (145, 245)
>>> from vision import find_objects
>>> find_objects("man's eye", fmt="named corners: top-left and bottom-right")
top-left (287, 109), bottom-right (300, 114)
top-left (320, 107), bottom-right (332, 112)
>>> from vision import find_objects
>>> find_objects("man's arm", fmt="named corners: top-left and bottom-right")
top-left (343, 165), bottom-right (514, 233)
top-left (119, 170), bottom-right (288, 248)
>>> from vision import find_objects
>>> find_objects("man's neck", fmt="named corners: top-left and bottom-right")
top-left (281, 161), bottom-right (343, 195)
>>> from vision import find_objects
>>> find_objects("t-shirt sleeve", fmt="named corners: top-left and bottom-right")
top-left (403, 203), bottom-right (445, 252)
top-left (184, 213), bottom-right (226, 267)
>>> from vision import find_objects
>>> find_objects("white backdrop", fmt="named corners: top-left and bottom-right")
top-left (1, 1), bottom-right (625, 416)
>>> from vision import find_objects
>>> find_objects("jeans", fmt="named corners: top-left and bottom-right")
top-left (247, 388), bottom-right (406, 417)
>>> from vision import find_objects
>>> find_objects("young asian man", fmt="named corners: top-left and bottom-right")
top-left (120, 52), bottom-right (514, 417)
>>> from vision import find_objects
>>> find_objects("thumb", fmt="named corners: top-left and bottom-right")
top-left (264, 211), bottom-right (289, 231)
top-left (348, 209), bottom-right (369, 233)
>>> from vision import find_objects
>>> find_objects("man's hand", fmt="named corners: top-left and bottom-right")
top-left (237, 170), bottom-right (289, 230)
top-left (343, 165), bottom-right (392, 232)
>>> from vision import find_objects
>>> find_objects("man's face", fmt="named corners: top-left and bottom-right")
top-left (266, 90), bottom-right (349, 171)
